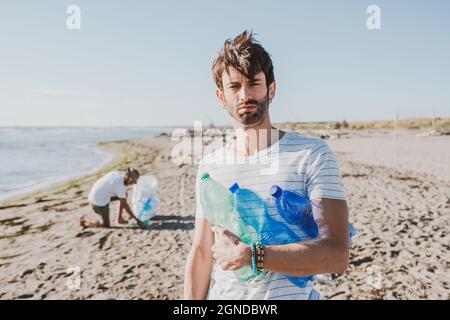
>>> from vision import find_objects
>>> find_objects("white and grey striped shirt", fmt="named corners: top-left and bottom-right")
top-left (195, 131), bottom-right (347, 300)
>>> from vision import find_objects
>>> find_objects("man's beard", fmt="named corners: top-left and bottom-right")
top-left (225, 93), bottom-right (270, 127)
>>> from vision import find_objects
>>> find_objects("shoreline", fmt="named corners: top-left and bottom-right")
top-left (0, 127), bottom-right (174, 206)
top-left (0, 144), bottom-right (120, 207)
top-left (0, 144), bottom-right (118, 206)
top-left (0, 131), bottom-right (160, 207)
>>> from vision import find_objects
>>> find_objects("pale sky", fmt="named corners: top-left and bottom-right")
top-left (1, 0), bottom-right (449, 127)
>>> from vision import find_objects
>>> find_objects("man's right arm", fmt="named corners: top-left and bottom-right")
top-left (184, 217), bottom-right (214, 299)
top-left (119, 198), bottom-right (143, 225)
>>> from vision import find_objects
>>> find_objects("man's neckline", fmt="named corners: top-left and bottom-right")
top-left (225, 130), bottom-right (289, 160)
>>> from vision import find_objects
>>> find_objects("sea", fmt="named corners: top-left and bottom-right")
top-left (0, 127), bottom-right (173, 202)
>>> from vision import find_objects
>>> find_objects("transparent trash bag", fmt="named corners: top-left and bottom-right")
top-left (130, 175), bottom-right (159, 226)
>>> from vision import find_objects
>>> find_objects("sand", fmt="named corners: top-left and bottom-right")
top-left (0, 130), bottom-right (449, 300)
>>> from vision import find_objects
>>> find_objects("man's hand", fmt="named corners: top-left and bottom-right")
top-left (211, 226), bottom-right (251, 271)
top-left (135, 218), bottom-right (145, 228)
top-left (120, 198), bottom-right (145, 227)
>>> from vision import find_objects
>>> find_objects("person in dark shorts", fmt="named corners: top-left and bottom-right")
top-left (80, 168), bottom-right (144, 228)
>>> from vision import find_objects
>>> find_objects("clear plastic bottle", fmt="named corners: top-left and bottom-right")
top-left (199, 173), bottom-right (259, 281)
top-left (315, 273), bottom-right (333, 284)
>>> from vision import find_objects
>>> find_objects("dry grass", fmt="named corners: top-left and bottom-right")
top-left (276, 117), bottom-right (450, 131)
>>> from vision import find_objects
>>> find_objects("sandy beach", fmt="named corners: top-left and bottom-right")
top-left (0, 130), bottom-right (449, 300)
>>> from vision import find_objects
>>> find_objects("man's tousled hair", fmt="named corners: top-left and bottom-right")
top-left (212, 30), bottom-right (275, 90)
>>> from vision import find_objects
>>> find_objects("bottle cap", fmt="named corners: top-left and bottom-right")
top-left (270, 185), bottom-right (283, 198)
top-left (229, 182), bottom-right (240, 194)
top-left (201, 173), bottom-right (210, 181)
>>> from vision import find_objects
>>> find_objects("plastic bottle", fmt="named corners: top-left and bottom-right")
top-left (315, 273), bottom-right (333, 284)
top-left (270, 185), bottom-right (357, 286)
top-left (270, 185), bottom-right (318, 238)
top-left (270, 185), bottom-right (356, 243)
top-left (200, 173), bottom-right (259, 281)
top-left (229, 182), bottom-right (313, 287)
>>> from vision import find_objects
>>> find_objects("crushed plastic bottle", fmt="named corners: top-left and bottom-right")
top-left (130, 175), bottom-right (159, 226)
top-left (270, 185), bottom-right (357, 285)
top-left (270, 185), bottom-right (318, 238)
top-left (229, 182), bottom-right (313, 287)
top-left (199, 173), bottom-right (260, 281)
top-left (270, 185), bottom-right (356, 243)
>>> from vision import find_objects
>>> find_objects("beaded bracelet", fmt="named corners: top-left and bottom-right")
top-left (256, 242), bottom-right (264, 271)
top-left (250, 242), bottom-right (257, 273)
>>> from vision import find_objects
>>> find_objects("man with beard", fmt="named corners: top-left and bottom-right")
top-left (184, 31), bottom-right (350, 300)
top-left (80, 168), bottom-right (145, 228)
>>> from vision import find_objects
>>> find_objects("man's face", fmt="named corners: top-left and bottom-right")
top-left (125, 174), bottom-right (139, 186)
top-left (218, 68), bottom-right (274, 127)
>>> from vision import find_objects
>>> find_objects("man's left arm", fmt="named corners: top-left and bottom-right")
top-left (212, 198), bottom-right (349, 276)
top-left (261, 198), bottom-right (349, 276)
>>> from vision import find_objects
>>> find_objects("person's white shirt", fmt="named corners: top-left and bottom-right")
top-left (88, 171), bottom-right (127, 206)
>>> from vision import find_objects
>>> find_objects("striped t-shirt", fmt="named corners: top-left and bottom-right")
top-left (195, 131), bottom-right (347, 300)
